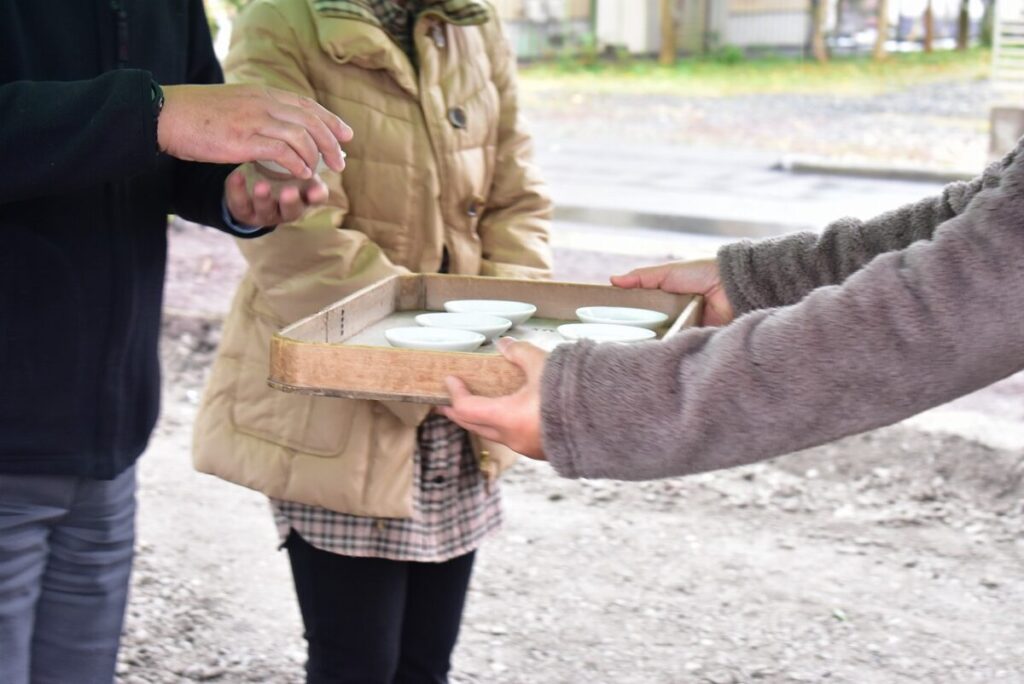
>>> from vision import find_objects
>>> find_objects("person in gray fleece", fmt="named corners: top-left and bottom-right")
top-left (441, 139), bottom-right (1024, 481)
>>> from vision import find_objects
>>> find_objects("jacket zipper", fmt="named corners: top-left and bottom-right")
top-left (104, 0), bottom-right (135, 472)
top-left (112, 0), bottom-right (129, 68)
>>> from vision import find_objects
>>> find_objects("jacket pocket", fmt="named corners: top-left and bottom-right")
top-left (230, 311), bottom-right (357, 458)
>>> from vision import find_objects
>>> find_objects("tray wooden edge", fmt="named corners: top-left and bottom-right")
top-left (267, 380), bottom-right (449, 406)
top-left (269, 335), bottom-right (527, 405)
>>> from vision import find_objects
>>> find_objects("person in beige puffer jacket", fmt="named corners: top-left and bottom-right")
top-left (192, 1), bottom-right (552, 681)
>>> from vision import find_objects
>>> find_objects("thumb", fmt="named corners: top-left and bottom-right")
top-left (496, 338), bottom-right (546, 381)
top-left (609, 263), bottom-right (678, 291)
top-left (610, 272), bottom-right (640, 289)
top-left (443, 375), bottom-right (472, 404)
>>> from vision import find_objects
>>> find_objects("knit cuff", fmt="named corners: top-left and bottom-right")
top-left (540, 341), bottom-right (595, 479)
top-left (717, 240), bottom-right (765, 316)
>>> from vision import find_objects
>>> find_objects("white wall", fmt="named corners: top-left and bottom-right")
top-left (724, 11), bottom-right (810, 47)
top-left (596, 0), bottom-right (660, 54)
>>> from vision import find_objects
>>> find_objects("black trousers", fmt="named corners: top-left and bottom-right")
top-left (284, 530), bottom-right (476, 684)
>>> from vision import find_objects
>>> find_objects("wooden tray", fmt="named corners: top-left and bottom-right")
top-left (269, 274), bottom-right (703, 404)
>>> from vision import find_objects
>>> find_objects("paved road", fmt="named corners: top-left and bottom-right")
top-left (536, 140), bottom-right (948, 244)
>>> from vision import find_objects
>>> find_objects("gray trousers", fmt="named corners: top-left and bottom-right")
top-left (0, 465), bottom-right (136, 684)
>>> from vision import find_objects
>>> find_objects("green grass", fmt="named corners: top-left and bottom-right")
top-left (519, 48), bottom-right (992, 97)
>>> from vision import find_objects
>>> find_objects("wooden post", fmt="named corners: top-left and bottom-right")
top-left (811, 0), bottom-right (829, 63)
top-left (923, 0), bottom-right (935, 52)
top-left (873, 0), bottom-right (889, 60)
top-left (659, 0), bottom-right (676, 66)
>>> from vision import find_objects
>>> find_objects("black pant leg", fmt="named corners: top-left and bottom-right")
top-left (284, 530), bottom-right (409, 684)
top-left (394, 551), bottom-right (476, 684)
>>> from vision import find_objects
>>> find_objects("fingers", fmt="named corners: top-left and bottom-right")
top-left (442, 375), bottom-right (545, 458)
top-left (442, 377), bottom-right (493, 425)
top-left (250, 180), bottom-right (276, 220)
top-left (610, 263), bottom-right (675, 291)
top-left (609, 272), bottom-right (641, 289)
top-left (226, 166), bottom-right (330, 228)
top-left (612, 259), bottom-right (724, 297)
top-left (441, 378), bottom-right (509, 442)
top-left (258, 119), bottom-right (320, 176)
top-left (443, 375), bottom-right (471, 402)
top-left (224, 170), bottom-right (255, 223)
top-left (276, 185), bottom-right (306, 223)
top-left (274, 89), bottom-right (354, 142)
top-left (440, 409), bottom-right (504, 443)
top-left (496, 338), bottom-right (547, 381)
top-left (252, 137), bottom-right (310, 179)
top-left (269, 102), bottom-right (347, 173)
top-left (302, 177), bottom-right (330, 205)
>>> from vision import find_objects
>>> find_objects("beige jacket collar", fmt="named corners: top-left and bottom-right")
top-left (306, 0), bottom-right (490, 97)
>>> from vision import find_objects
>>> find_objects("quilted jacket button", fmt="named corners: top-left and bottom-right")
top-left (447, 106), bottom-right (467, 129)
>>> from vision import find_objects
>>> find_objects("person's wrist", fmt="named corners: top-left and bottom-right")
top-left (221, 196), bottom-right (264, 234)
top-left (150, 80), bottom-right (165, 154)
top-left (155, 84), bottom-right (178, 154)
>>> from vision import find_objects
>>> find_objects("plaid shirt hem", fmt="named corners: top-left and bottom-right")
top-left (272, 414), bottom-right (502, 562)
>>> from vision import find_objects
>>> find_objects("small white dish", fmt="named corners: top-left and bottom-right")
top-left (558, 323), bottom-right (657, 343)
top-left (255, 152), bottom-right (334, 178)
top-left (384, 327), bottom-right (485, 352)
top-left (415, 312), bottom-right (512, 341)
top-left (444, 300), bottom-right (537, 327)
top-left (576, 306), bottom-right (669, 330)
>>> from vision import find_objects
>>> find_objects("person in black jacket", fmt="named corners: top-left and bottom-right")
top-left (0, 2), bottom-right (353, 682)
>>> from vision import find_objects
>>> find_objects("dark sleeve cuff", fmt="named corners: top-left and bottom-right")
top-left (220, 197), bottom-right (266, 234)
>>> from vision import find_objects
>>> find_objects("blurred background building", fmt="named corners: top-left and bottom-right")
top-left (207, 1), bottom-right (993, 61)
top-left (485, 0), bottom-right (990, 59)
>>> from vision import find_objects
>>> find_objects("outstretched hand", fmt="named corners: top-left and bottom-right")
top-left (611, 258), bottom-right (735, 326)
top-left (223, 164), bottom-right (330, 227)
top-left (441, 338), bottom-right (548, 459)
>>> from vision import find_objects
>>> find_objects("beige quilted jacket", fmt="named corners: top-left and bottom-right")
top-left (192, 0), bottom-right (552, 518)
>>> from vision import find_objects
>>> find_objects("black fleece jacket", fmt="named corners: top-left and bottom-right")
top-left (0, 0), bottom-right (269, 478)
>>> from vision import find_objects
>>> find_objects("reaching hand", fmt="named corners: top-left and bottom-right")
top-left (441, 338), bottom-right (547, 459)
top-left (223, 164), bottom-right (329, 227)
top-left (158, 84), bottom-right (353, 179)
top-left (611, 258), bottom-right (735, 326)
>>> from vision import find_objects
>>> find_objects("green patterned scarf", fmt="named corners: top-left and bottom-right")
top-left (314, 0), bottom-right (490, 58)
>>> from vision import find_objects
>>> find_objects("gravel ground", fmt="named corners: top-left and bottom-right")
top-left (116, 315), bottom-right (1024, 684)
top-left (522, 79), bottom-right (993, 171)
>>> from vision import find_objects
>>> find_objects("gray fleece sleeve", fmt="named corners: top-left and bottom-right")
top-left (541, 143), bottom-right (1024, 481)
top-left (717, 151), bottom-right (1014, 315)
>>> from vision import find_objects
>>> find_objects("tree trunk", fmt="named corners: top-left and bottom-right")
top-left (659, 0), bottom-right (676, 66)
top-left (874, 0), bottom-right (889, 60)
top-left (923, 0), bottom-right (934, 53)
top-left (957, 0), bottom-right (970, 50)
top-left (981, 0), bottom-right (995, 48)
top-left (811, 0), bottom-right (829, 63)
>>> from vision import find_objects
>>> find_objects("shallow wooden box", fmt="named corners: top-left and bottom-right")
top-left (269, 274), bottom-right (702, 405)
